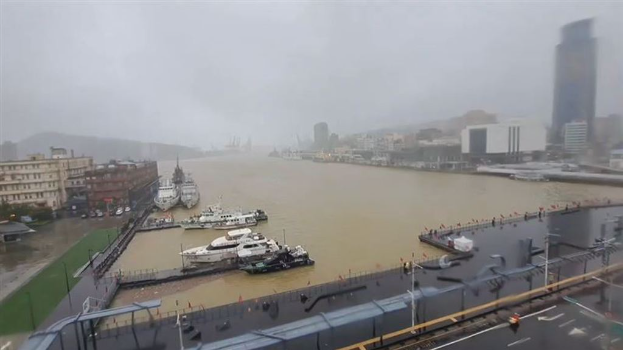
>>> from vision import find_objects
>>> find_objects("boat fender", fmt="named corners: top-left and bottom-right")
top-left (300, 294), bottom-right (308, 303)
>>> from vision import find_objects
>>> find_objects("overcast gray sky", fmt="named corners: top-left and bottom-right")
top-left (1, 1), bottom-right (622, 148)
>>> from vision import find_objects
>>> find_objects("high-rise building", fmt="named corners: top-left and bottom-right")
top-left (313, 122), bottom-right (330, 150)
top-left (551, 19), bottom-right (597, 143)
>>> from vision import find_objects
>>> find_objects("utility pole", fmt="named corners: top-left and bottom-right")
top-left (62, 261), bottom-right (72, 303)
top-left (176, 312), bottom-right (184, 350)
top-left (544, 233), bottom-right (560, 287)
top-left (411, 260), bottom-right (415, 333)
top-left (406, 259), bottom-right (421, 334)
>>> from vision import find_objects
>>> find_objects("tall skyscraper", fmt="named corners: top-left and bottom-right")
top-left (314, 122), bottom-right (330, 150)
top-left (551, 19), bottom-right (597, 143)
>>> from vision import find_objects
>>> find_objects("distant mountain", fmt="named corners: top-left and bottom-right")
top-left (17, 132), bottom-right (206, 162)
top-left (363, 110), bottom-right (498, 136)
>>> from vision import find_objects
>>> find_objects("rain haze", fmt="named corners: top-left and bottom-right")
top-left (4, 2), bottom-right (623, 350)
top-left (1, 1), bottom-right (622, 147)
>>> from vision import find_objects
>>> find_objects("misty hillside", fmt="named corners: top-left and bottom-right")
top-left (365, 110), bottom-right (499, 136)
top-left (17, 132), bottom-right (205, 162)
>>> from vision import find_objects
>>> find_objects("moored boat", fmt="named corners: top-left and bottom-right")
top-left (180, 175), bottom-right (200, 209)
top-left (250, 209), bottom-right (268, 221)
top-left (154, 179), bottom-right (180, 211)
top-left (213, 214), bottom-right (258, 230)
top-left (179, 216), bottom-right (212, 230)
top-left (180, 228), bottom-right (278, 264)
top-left (239, 245), bottom-right (314, 274)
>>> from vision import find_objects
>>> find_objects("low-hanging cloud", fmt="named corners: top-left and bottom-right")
top-left (1, 2), bottom-right (622, 148)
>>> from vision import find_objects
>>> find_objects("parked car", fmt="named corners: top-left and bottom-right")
top-left (89, 211), bottom-right (97, 218)
top-left (81, 213), bottom-right (88, 219)
top-left (124, 206), bottom-right (131, 212)
top-left (115, 207), bottom-right (124, 216)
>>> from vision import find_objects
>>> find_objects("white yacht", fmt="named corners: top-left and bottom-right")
top-left (213, 214), bottom-right (258, 230)
top-left (180, 228), bottom-right (279, 263)
top-left (154, 179), bottom-right (180, 211)
top-left (180, 175), bottom-right (200, 209)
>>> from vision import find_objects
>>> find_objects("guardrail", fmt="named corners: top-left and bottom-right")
top-left (419, 198), bottom-right (623, 238)
top-left (338, 262), bottom-right (623, 350)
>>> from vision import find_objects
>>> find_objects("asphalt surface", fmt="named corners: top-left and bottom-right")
top-left (427, 286), bottom-right (623, 350)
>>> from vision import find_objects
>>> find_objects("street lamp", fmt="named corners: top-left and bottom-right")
top-left (406, 260), bottom-right (423, 334)
top-left (62, 262), bottom-right (71, 294)
top-left (544, 233), bottom-right (560, 287)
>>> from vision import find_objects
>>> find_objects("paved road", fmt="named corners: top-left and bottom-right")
top-left (428, 289), bottom-right (623, 350)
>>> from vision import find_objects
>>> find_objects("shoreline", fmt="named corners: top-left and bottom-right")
top-left (308, 158), bottom-right (623, 187)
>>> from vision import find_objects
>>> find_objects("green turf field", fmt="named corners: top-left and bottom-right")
top-left (0, 227), bottom-right (118, 335)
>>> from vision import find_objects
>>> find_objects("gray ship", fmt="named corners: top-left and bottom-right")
top-left (180, 175), bottom-right (200, 209)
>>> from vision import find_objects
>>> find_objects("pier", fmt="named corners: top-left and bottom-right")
top-left (20, 201), bottom-right (623, 350)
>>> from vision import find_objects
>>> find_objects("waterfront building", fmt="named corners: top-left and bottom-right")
top-left (0, 141), bottom-right (17, 162)
top-left (85, 160), bottom-right (158, 210)
top-left (402, 133), bottom-right (417, 150)
top-left (551, 19), bottom-right (597, 143)
top-left (0, 153), bottom-right (93, 210)
top-left (313, 122), bottom-right (330, 150)
top-left (391, 143), bottom-right (467, 170)
top-left (563, 121), bottom-right (589, 154)
top-left (355, 134), bottom-right (376, 151)
top-left (415, 128), bottom-right (443, 142)
top-left (594, 114), bottom-right (623, 150)
top-left (461, 120), bottom-right (546, 163)
top-left (609, 149), bottom-right (623, 169)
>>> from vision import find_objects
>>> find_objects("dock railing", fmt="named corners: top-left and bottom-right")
top-left (419, 198), bottom-right (623, 239)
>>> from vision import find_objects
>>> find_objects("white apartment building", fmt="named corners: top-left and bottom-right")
top-left (0, 153), bottom-right (93, 210)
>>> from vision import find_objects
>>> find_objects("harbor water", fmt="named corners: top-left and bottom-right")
top-left (110, 154), bottom-right (623, 314)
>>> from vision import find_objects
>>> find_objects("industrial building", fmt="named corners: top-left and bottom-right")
top-left (461, 120), bottom-right (546, 163)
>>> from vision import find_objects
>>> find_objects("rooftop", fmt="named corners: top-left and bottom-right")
top-left (0, 220), bottom-right (35, 235)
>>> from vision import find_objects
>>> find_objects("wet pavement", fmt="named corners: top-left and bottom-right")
top-left (0, 216), bottom-right (123, 302)
top-left (427, 285), bottom-right (623, 350)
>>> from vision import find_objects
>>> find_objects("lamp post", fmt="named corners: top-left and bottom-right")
top-left (62, 261), bottom-right (71, 295)
top-left (406, 260), bottom-right (422, 334)
top-left (544, 233), bottom-right (560, 287)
